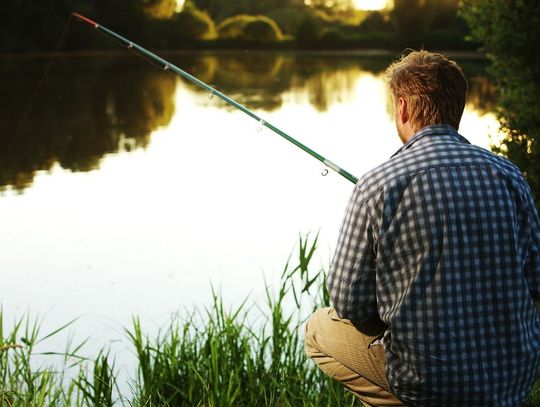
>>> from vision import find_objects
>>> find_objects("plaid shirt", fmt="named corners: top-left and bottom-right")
top-left (328, 125), bottom-right (540, 406)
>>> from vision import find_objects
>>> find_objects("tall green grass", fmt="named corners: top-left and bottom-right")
top-left (1, 235), bottom-right (539, 406)
top-left (128, 234), bottom-right (355, 406)
top-left (0, 312), bottom-right (121, 406)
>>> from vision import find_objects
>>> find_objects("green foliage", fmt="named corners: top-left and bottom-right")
top-left (217, 15), bottom-right (284, 42)
top-left (525, 381), bottom-right (540, 407)
top-left (295, 13), bottom-right (328, 47)
top-left (190, 0), bottom-right (304, 22)
top-left (305, 0), bottom-right (355, 15)
top-left (357, 11), bottom-right (393, 33)
top-left (73, 350), bottom-right (118, 407)
top-left (0, 0), bottom-right (90, 52)
top-left (428, 0), bottom-right (467, 32)
top-left (244, 18), bottom-right (284, 42)
top-left (0, 314), bottom-right (84, 406)
top-left (416, 29), bottom-right (475, 51)
top-left (265, 7), bottom-right (312, 36)
top-left (91, 0), bottom-right (148, 39)
top-left (460, 0), bottom-right (540, 209)
top-left (172, 2), bottom-right (216, 41)
top-left (391, 0), bottom-right (435, 42)
top-left (143, 0), bottom-right (177, 19)
top-left (319, 27), bottom-right (350, 47)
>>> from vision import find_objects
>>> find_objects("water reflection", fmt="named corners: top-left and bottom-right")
top-left (0, 56), bottom-right (175, 192)
top-left (0, 52), bottom-right (497, 193)
top-left (466, 76), bottom-right (497, 114)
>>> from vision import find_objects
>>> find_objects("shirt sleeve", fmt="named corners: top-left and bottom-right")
top-left (327, 185), bottom-right (378, 322)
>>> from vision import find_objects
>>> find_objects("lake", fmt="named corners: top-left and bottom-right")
top-left (0, 51), bottom-right (499, 367)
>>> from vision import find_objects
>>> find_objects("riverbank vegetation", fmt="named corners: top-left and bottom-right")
top-left (1, 0), bottom-right (472, 53)
top-left (461, 0), bottom-right (540, 209)
top-left (1, 236), bottom-right (540, 406)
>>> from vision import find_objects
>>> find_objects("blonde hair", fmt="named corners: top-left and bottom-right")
top-left (387, 50), bottom-right (468, 131)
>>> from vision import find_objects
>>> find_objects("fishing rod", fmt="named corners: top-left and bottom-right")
top-left (71, 12), bottom-right (359, 184)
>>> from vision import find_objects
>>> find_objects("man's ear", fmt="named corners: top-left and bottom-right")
top-left (398, 97), bottom-right (408, 124)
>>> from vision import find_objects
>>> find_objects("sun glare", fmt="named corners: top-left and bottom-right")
top-left (354, 0), bottom-right (388, 10)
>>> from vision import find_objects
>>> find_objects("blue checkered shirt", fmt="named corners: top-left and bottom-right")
top-left (328, 125), bottom-right (540, 406)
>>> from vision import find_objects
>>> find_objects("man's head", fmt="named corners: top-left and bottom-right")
top-left (387, 50), bottom-right (468, 143)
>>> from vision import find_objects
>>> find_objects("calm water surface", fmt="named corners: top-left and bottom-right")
top-left (0, 51), bottom-right (499, 365)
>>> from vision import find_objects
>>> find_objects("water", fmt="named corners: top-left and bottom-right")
top-left (0, 51), bottom-right (499, 371)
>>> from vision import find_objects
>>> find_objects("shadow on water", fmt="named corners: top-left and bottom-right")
top-left (0, 52), bottom-right (501, 193)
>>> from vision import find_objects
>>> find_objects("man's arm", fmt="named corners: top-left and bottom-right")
top-left (327, 186), bottom-right (379, 323)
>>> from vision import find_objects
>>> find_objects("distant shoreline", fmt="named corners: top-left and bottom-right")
top-left (0, 48), bottom-right (487, 61)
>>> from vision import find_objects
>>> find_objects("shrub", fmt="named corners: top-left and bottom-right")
top-left (357, 11), bottom-right (393, 33)
top-left (267, 7), bottom-right (319, 36)
top-left (171, 2), bottom-right (216, 41)
top-left (416, 29), bottom-right (475, 50)
top-left (295, 15), bottom-right (324, 47)
top-left (244, 19), bottom-right (281, 42)
top-left (217, 15), bottom-right (284, 42)
top-left (319, 27), bottom-right (348, 47)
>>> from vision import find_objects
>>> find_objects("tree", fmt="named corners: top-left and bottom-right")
top-left (0, 0), bottom-right (91, 52)
top-left (190, 0), bottom-right (305, 21)
top-left (244, 18), bottom-right (284, 42)
top-left (295, 14), bottom-right (324, 47)
top-left (172, 2), bottom-right (216, 41)
top-left (217, 15), bottom-right (283, 42)
top-left (391, 0), bottom-right (435, 42)
top-left (187, 0), bottom-right (252, 22)
top-left (92, 0), bottom-right (148, 39)
top-left (357, 11), bottom-right (393, 33)
top-left (143, 0), bottom-right (177, 19)
top-left (305, 0), bottom-right (355, 13)
top-left (460, 0), bottom-right (540, 209)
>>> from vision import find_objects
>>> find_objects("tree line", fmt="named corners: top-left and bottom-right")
top-left (1, 0), bottom-right (470, 53)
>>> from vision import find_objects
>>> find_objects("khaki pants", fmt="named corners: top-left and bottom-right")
top-left (305, 307), bottom-right (406, 407)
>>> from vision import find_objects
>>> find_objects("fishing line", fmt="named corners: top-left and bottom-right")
top-left (19, 18), bottom-right (73, 131)
top-left (1, 15), bottom-right (74, 170)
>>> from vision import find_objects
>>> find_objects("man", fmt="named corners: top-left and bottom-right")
top-left (305, 50), bottom-right (540, 406)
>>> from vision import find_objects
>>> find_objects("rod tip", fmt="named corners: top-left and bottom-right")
top-left (72, 12), bottom-right (98, 28)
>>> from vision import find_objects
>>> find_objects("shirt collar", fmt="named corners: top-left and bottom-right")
top-left (391, 124), bottom-right (471, 158)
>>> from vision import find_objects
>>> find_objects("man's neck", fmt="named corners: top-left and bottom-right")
top-left (398, 124), bottom-right (415, 144)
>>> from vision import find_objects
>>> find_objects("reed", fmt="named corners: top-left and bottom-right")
top-left (0, 235), bottom-right (539, 406)
top-left (128, 234), bottom-right (356, 406)
top-left (0, 314), bottom-right (83, 406)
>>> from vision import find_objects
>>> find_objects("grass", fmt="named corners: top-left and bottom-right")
top-left (127, 234), bottom-right (355, 406)
top-left (1, 235), bottom-right (539, 406)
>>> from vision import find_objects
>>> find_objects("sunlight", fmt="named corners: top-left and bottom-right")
top-left (354, 0), bottom-right (389, 10)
